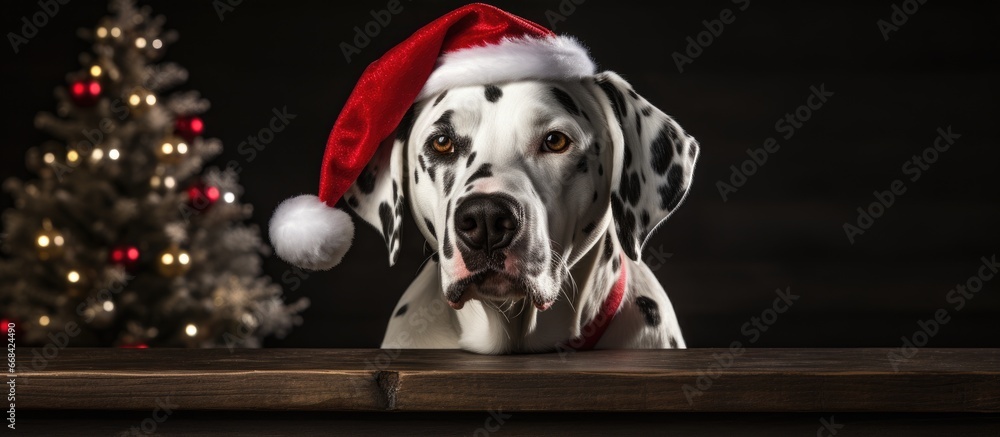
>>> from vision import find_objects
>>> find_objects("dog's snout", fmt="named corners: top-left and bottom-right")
top-left (455, 195), bottom-right (520, 253)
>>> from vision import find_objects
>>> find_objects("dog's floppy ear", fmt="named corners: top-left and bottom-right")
top-left (588, 71), bottom-right (700, 261)
top-left (341, 114), bottom-right (413, 266)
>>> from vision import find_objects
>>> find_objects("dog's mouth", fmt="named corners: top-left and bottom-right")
top-left (445, 270), bottom-right (553, 312)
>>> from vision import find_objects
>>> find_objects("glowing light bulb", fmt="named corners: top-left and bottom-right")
top-left (90, 65), bottom-right (102, 77)
top-left (37, 235), bottom-right (50, 247)
top-left (184, 324), bottom-right (198, 337)
top-left (109, 149), bottom-right (120, 160)
top-left (135, 37), bottom-right (147, 48)
top-left (39, 315), bottom-right (50, 327)
top-left (223, 192), bottom-right (235, 203)
top-left (67, 270), bottom-right (80, 283)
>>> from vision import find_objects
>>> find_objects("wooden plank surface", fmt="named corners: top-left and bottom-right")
top-left (14, 348), bottom-right (1000, 412)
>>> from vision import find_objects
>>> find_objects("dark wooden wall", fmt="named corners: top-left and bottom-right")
top-left (2, 1), bottom-right (998, 347)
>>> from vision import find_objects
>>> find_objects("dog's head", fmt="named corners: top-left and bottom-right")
top-left (343, 72), bottom-right (699, 310)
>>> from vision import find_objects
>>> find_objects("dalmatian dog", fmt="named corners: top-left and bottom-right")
top-left (342, 72), bottom-right (699, 354)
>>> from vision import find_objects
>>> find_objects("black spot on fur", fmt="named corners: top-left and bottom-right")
top-left (396, 106), bottom-right (417, 143)
top-left (392, 181), bottom-right (398, 200)
top-left (485, 85), bottom-right (503, 103)
top-left (395, 304), bottom-right (408, 317)
top-left (414, 168), bottom-right (419, 184)
top-left (596, 77), bottom-right (627, 124)
top-left (635, 296), bottom-right (661, 327)
top-left (611, 255), bottom-right (620, 272)
top-left (433, 90), bottom-right (448, 107)
top-left (688, 140), bottom-right (699, 159)
top-left (466, 151), bottom-right (477, 168)
top-left (576, 156), bottom-right (588, 173)
top-left (583, 222), bottom-right (596, 234)
top-left (611, 193), bottom-right (638, 260)
top-left (428, 165), bottom-right (436, 182)
top-left (465, 163), bottom-right (493, 186)
top-left (598, 164), bottom-right (604, 176)
top-left (357, 167), bottom-right (376, 194)
top-left (418, 155), bottom-right (427, 171)
top-left (378, 202), bottom-right (393, 245)
top-left (443, 231), bottom-right (453, 259)
top-left (668, 336), bottom-right (678, 348)
top-left (602, 232), bottom-right (613, 263)
top-left (424, 218), bottom-right (437, 240)
top-left (444, 169), bottom-right (455, 194)
top-left (641, 107), bottom-right (652, 117)
top-left (641, 210), bottom-right (651, 228)
top-left (432, 252), bottom-right (440, 262)
top-left (650, 126), bottom-right (675, 175)
top-left (551, 87), bottom-right (581, 115)
top-left (434, 110), bottom-right (453, 127)
top-left (619, 171), bottom-right (641, 206)
top-left (347, 196), bottom-right (359, 208)
top-left (623, 146), bottom-right (633, 170)
top-left (659, 165), bottom-right (685, 210)
top-left (593, 191), bottom-right (598, 203)
top-left (627, 89), bottom-right (639, 100)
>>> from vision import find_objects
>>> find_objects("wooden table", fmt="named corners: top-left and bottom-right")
top-left (13, 348), bottom-right (1000, 435)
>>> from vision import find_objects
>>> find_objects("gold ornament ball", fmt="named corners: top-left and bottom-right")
top-left (126, 87), bottom-right (156, 116)
top-left (158, 246), bottom-right (191, 277)
top-left (155, 135), bottom-right (190, 164)
top-left (35, 224), bottom-right (66, 261)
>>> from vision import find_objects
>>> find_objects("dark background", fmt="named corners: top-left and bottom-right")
top-left (2, 1), bottom-right (998, 348)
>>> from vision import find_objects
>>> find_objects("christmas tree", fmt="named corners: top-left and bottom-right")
top-left (0, 0), bottom-right (308, 348)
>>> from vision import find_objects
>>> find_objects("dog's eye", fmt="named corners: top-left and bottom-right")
top-left (541, 131), bottom-right (570, 153)
top-left (432, 135), bottom-right (453, 154)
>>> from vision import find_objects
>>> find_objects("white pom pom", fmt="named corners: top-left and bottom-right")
top-left (269, 195), bottom-right (354, 270)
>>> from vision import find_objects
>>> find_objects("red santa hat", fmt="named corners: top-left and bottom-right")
top-left (269, 3), bottom-right (595, 270)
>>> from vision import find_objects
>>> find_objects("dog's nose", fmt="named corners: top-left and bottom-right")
top-left (455, 195), bottom-right (520, 253)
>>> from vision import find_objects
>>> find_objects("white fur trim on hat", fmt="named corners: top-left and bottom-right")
top-left (269, 195), bottom-right (354, 271)
top-left (417, 35), bottom-right (596, 100)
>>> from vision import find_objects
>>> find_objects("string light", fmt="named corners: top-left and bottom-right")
top-left (91, 148), bottom-right (104, 161)
top-left (150, 175), bottom-right (161, 187)
top-left (223, 192), bottom-right (236, 203)
top-left (109, 149), bottom-right (120, 160)
top-left (67, 149), bottom-right (80, 163)
top-left (151, 39), bottom-right (162, 49)
top-left (184, 324), bottom-right (198, 337)
top-left (103, 301), bottom-right (115, 312)
top-left (164, 176), bottom-right (176, 188)
top-left (67, 270), bottom-right (81, 283)
top-left (135, 37), bottom-right (147, 49)
top-left (38, 315), bottom-right (50, 327)
top-left (96, 27), bottom-right (108, 38)
top-left (145, 94), bottom-right (156, 105)
top-left (110, 27), bottom-right (121, 38)
top-left (37, 235), bottom-right (50, 247)
top-left (43, 152), bottom-right (55, 164)
top-left (89, 65), bottom-right (102, 77)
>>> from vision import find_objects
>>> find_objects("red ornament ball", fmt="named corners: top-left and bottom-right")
top-left (174, 115), bottom-right (205, 141)
top-left (69, 79), bottom-right (102, 107)
top-left (109, 245), bottom-right (141, 270)
top-left (187, 182), bottom-right (221, 212)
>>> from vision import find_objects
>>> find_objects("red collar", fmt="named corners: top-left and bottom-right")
top-left (563, 254), bottom-right (627, 351)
